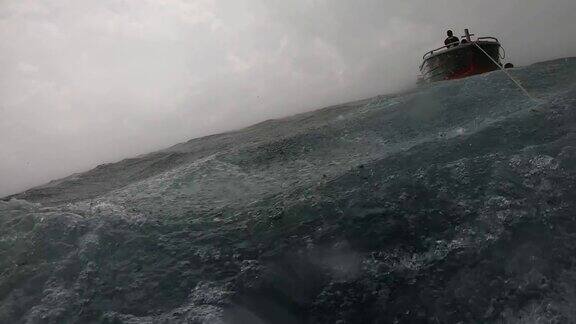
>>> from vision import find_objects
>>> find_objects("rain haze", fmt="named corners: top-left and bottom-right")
top-left (1, 0), bottom-right (575, 197)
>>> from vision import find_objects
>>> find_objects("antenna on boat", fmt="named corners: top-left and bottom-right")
top-left (464, 29), bottom-right (474, 42)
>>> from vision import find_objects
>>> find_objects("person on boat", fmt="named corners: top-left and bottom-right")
top-left (444, 30), bottom-right (460, 48)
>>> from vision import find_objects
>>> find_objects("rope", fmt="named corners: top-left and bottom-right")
top-left (473, 42), bottom-right (540, 105)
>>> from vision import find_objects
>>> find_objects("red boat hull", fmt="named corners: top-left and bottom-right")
top-left (420, 41), bottom-right (501, 82)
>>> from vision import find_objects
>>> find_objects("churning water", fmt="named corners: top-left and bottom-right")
top-left (2, 57), bottom-right (576, 323)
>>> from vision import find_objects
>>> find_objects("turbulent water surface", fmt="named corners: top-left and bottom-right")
top-left (2, 58), bottom-right (576, 323)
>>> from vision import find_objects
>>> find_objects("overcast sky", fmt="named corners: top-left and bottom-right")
top-left (1, 0), bottom-right (575, 197)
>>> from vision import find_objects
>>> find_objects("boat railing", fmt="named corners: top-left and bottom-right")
top-left (419, 38), bottom-right (503, 75)
top-left (420, 48), bottom-right (456, 71)
top-left (421, 36), bottom-right (501, 61)
top-left (422, 44), bottom-right (454, 60)
top-left (477, 36), bottom-right (500, 43)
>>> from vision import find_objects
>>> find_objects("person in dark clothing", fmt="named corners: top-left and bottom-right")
top-left (444, 30), bottom-right (460, 48)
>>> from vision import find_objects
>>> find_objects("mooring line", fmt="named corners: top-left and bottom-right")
top-left (474, 42), bottom-right (540, 105)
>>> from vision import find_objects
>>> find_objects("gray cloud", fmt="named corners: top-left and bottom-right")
top-left (1, 0), bottom-right (575, 197)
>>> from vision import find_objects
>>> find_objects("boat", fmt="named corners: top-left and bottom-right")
top-left (419, 29), bottom-right (512, 83)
